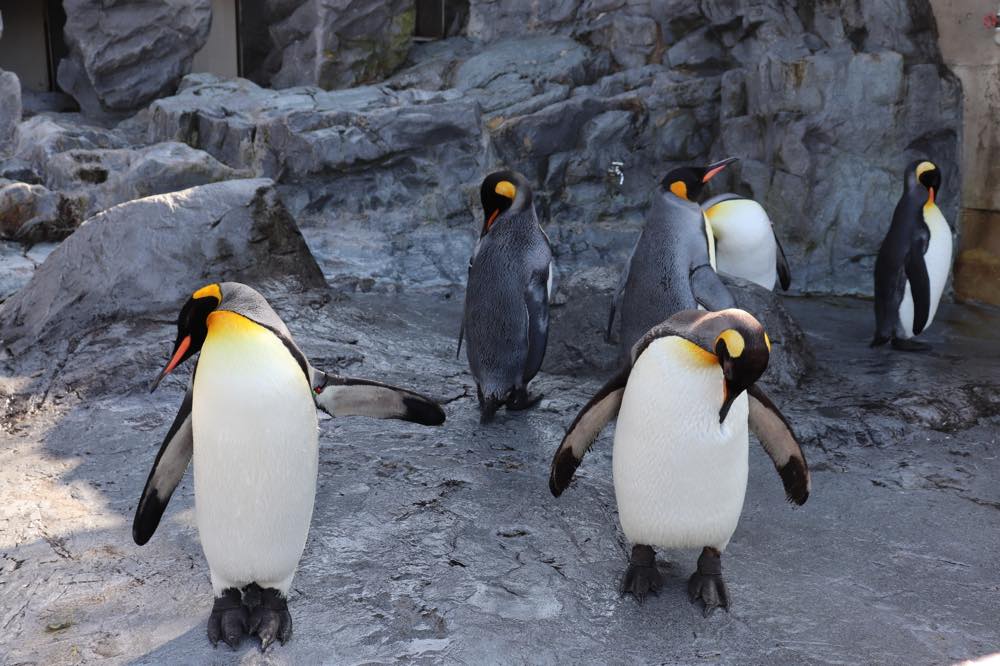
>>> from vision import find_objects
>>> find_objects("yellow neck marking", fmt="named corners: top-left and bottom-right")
top-left (679, 338), bottom-right (718, 367)
top-left (206, 310), bottom-right (269, 338)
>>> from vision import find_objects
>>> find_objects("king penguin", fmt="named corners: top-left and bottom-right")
top-left (872, 160), bottom-right (952, 351)
top-left (702, 193), bottom-right (791, 291)
top-left (133, 282), bottom-right (445, 650)
top-left (607, 158), bottom-right (739, 357)
top-left (459, 170), bottom-right (554, 423)
top-left (550, 308), bottom-right (810, 614)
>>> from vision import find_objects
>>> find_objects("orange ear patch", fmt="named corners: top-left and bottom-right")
top-left (193, 283), bottom-right (221, 302)
top-left (670, 181), bottom-right (688, 200)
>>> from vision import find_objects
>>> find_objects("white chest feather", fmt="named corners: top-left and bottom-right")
top-left (613, 336), bottom-right (749, 551)
top-left (898, 203), bottom-right (953, 338)
top-left (192, 311), bottom-right (319, 593)
top-left (707, 199), bottom-right (778, 290)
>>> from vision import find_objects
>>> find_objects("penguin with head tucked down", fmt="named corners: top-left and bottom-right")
top-left (872, 160), bottom-right (952, 352)
top-left (134, 282), bottom-right (445, 651)
top-left (607, 158), bottom-right (739, 356)
top-left (459, 170), bottom-right (554, 423)
top-left (702, 193), bottom-right (791, 291)
top-left (550, 308), bottom-right (810, 614)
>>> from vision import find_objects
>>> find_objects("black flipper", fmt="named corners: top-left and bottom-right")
top-left (690, 263), bottom-right (737, 311)
top-left (747, 385), bottom-right (810, 505)
top-left (549, 364), bottom-right (630, 496)
top-left (133, 382), bottom-right (194, 546)
top-left (606, 241), bottom-right (636, 343)
top-left (522, 263), bottom-right (551, 384)
top-left (310, 368), bottom-right (445, 426)
top-left (905, 231), bottom-right (931, 336)
top-left (774, 231), bottom-right (791, 291)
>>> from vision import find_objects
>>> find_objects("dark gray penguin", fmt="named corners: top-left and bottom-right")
top-left (608, 158), bottom-right (739, 356)
top-left (459, 170), bottom-right (553, 423)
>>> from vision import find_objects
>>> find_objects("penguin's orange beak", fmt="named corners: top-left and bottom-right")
top-left (486, 208), bottom-right (500, 230)
top-left (927, 187), bottom-right (935, 205)
top-left (702, 157), bottom-right (739, 183)
top-left (149, 335), bottom-right (191, 393)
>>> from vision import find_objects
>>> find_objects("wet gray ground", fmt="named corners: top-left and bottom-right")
top-left (1, 290), bottom-right (999, 665)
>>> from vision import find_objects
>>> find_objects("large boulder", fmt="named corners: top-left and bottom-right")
top-left (45, 142), bottom-right (242, 218)
top-left (0, 179), bottom-right (326, 353)
top-left (267, 0), bottom-right (415, 90)
top-left (13, 115), bottom-right (128, 177)
top-left (57, 0), bottom-right (211, 120)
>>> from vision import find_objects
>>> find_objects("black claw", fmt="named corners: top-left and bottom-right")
top-left (207, 588), bottom-right (248, 649)
top-left (688, 547), bottom-right (730, 617)
top-left (620, 544), bottom-right (664, 603)
top-left (506, 388), bottom-right (543, 412)
top-left (891, 337), bottom-right (932, 352)
top-left (248, 587), bottom-right (293, 651)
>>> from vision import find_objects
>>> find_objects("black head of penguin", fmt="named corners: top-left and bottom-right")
top-left (661, 157), bottom-right (739, 202)
top-left (906, 160), bottom-right (941, 205)
top-left (480, 170), bottom-right (532, 236)
top-left (149, 283), bottom-right (222, 392)
top-left (712, 317), bottom-right (771, 424)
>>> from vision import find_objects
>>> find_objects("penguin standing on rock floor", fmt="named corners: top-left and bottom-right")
top-left (872, 160), bottom-right (953, 352)
top-left (459, 170), bottom-right (553, 423)
top-left (550, 308), bottom-right (810, 615)
top-left (702, 193), bottom-right (792, 291)
top-left (134, 282), bottom-right (445, 651)
top-left (607, 158), bottom-right (739, 356)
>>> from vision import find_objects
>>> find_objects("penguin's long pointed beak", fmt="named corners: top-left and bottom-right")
top-left (718, 380), bottom-right (739, 424)
top-left (149, 335), bottom-right (191, 393)
top-left (927, 187), bottom-right (935, 205)
top-left (702, 157), bottom-right (739, 183)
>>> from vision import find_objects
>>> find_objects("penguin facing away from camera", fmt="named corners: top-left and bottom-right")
top-left (872, 160), bottom-right (952, 352)
top-left (134, 282), bottom-right (445, 651)
top-left (607, 158), bottom-right (739, 356)
top-left (702, 193), bottom-right (791, 291)
top-left (550, 308), bottom-right (810, 614)
top-left (460, 170), bottom-right (554, 423)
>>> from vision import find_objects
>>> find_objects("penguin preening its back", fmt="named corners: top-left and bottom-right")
top-left (872, 160), bottom-right (953, 352)
top-left (608, 158), bottom-right (739, 356)
top-left (460, 170), bottom-right (553, 423)
top-left (550, 308), bottom-right (809, 614)
top-left (702, 193), bottom-right (791, 291)
top-left (135, 282), bottom-right (444, 650)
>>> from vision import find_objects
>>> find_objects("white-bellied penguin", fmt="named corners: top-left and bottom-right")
top-left (702, 193), bottom-right (791, 291)
top-left (458, 170), bottom-right (554, 423)
top-left (872, 160), bottom-right (952, 351)
top-left (550, 308), bottom-right (810, 614)
top-left (134, 282), bottom-right (445, 650)
top-left (607, 158), bottom-right (739, 357)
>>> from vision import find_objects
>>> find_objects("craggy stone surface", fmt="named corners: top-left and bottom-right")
top-left (1, 286), bottom-right (999, 664)
top-left (0, 179), bottom-right (85, 242)
top-left (57, 0), bottom-right (211, 120)
top-left (0, 69), bottom-right (20, 155)
top-left (0, 179), bottom-right (325, 353)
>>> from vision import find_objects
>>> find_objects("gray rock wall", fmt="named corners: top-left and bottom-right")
top-left (57, 0), bottom-right (212, 120)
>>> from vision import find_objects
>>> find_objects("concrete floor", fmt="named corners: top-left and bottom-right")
top-left (1, 291), bottom-right (999, 665)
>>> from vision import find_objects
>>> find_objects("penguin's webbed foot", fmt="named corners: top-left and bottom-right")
top-left (620, 544), bottom-right (664, 603)
top-left (207, 587), bottom-right (249, 649)
top-left (891, 337), bottom-right (932, 352)
top-left (506, 388), bottom-right (543, 412)
top-left (244, 584), bottom-right (293, 650)
top-left (687, 547), bottom-right (729, 617)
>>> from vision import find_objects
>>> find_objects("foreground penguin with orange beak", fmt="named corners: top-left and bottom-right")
top-left (550, 309), bottom-right (809, 614)
top-left (134, 282), bottom-right (445, 650)
top-left (607, 158), bottom-right (739, 356)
